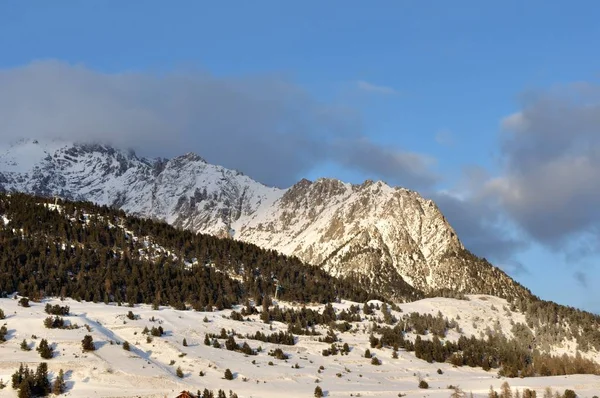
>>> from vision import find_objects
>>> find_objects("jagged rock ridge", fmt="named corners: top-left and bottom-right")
top-left (0, 139), bottom-right (530, 300)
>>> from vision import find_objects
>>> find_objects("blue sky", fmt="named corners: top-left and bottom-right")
top-left (1, 1), bottom-right (599, 312)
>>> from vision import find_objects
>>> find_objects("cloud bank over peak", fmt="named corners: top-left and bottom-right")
top-left (487, 83), bottom-right (600, 250)
top-left (435, 83), bottom-right (600, 274)
top-left (0, 60), bottom-right (436, 189)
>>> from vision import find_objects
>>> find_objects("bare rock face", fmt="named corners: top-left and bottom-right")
top-left (234, 178), bottom-right (528, 300)
top-left (0, 139), bottom-right (530, 301)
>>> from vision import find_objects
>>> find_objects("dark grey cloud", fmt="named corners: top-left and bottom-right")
top-left (336, 139), bottom-right (439, 189)
top-left (485, 83), bottom-right (600, 250)
top-left (0, 60), bottom-right (437, 189)
top-left (431, 190), bottom-right (529, 274)
top-left (574, 271), bottom-right (588, 289)
top-left (434, 83), bottom-right (600, 272)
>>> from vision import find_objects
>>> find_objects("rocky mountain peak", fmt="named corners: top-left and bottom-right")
top-left (172, 152), bottom-right (207, 165)
top-left (0, 139), bottom-right (530, 301)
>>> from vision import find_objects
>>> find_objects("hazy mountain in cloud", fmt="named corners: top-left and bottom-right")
top-left (0, 60), bottom-right (436, 190)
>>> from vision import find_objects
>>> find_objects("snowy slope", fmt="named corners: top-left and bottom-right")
top-left (0, 296), bottom-right (598, 398)
top-left (0, 140), bottom-right (529, 300)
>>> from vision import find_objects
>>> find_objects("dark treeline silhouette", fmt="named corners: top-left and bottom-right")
top-left (0, 193), bottom-right (374, 308)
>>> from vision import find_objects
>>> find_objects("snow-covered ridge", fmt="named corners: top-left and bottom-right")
top-left (0, 139), bottom-right (283, 237)
top-left (0, 139), bottom-right (527, 300)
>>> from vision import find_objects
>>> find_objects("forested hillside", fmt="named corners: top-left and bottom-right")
top-left (0, 193), bottom-right (390, 308)
top-left (1, 192), bottom-right (600, 363)
top-left (0, 140), bottom-right (532, 303)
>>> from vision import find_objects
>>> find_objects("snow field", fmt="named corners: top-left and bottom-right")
top-left (0, 296), bottom-right (599, 397)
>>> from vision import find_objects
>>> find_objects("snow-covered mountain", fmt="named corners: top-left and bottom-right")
top-left (0, 139), bottom-right (529, 300)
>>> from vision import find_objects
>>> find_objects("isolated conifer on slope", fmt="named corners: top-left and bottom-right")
top-left (52, 369), bottom-right (66, 394)
top-left (20, 339), bottom-right (30, 351)
top-left (314, 385), bottom-right (323, 397)
top-left (81, 335), bottom-right (95, 351)
top-left (37, 339), bottom-right (53, 359)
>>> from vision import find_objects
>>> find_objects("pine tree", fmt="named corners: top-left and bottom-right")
top-left (0, 325), bottom-right (7, 342)
top-left (342, 342), bottom-right (350, 353)
top-left (261, 308), bottom-right (270, 324)
top-left (176, 366), bottom-right (184, 378)
top-left (0, 308), bottom-right (4, 319)
top-left (17, 379), bottom-right (32, 398)
top-left (20, 339), bottom-right (30, 351)
top-left (522, 390), bottom-right (536, 398)
top-left (500, 382), bottom-right (513, 398)
top-left (450, 386), bottom-right (466, 398)
top-left (314, 385), bottom-right (323, 397)
top-left (33, 362), bottom-right (50, 395)
top-left (260, 295), bottom-right (272, 323)
top-left (489, 386), bottom-right (499, 398)
top-left (563, 390), bottom-right (576, 398)
top-left (36, 339), bottom-right (53, 359)
top-left (183, 338), bottom-right (187, 347)
top-left (363, 302), bottom-right (372, 315)
top-left (224, 368), bottom-right (233, 380)
top-left (122, 341), bottom-right (130, 351)
top-left (81, 335), bottom-right (95, 351)
top-left (12, 364), bottom-right (25, 389)
top-left (52, 369), bottom-right (66, 395)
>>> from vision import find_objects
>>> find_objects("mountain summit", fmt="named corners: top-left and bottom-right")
top-left (0, 139), bottom-right (529, 300)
